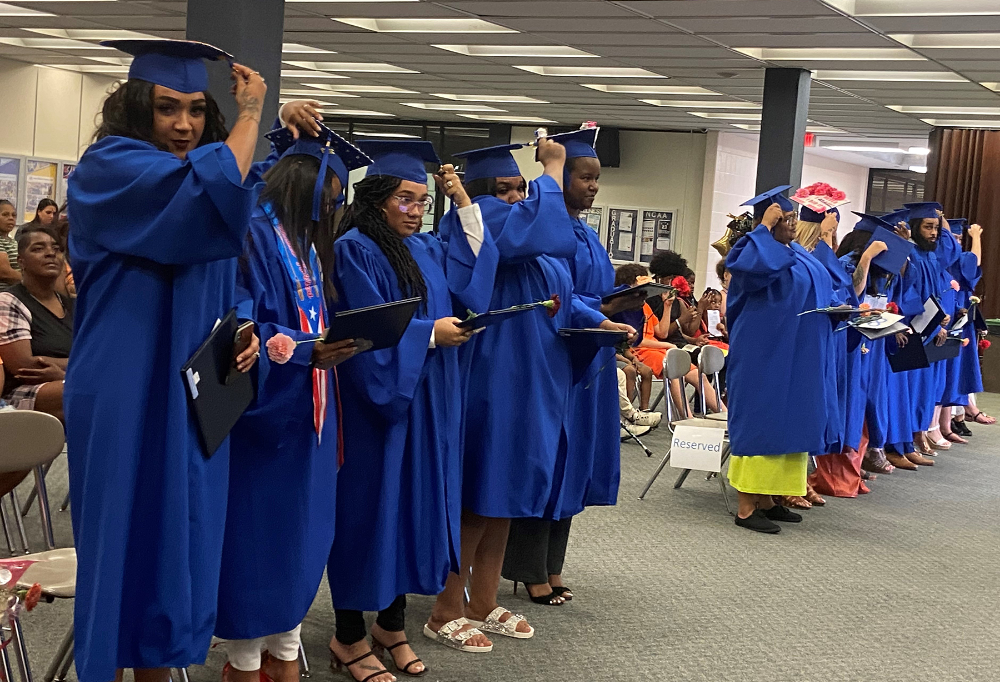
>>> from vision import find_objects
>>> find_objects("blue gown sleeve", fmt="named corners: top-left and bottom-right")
top-left (245, 118), bottom-right (284, 188)
top-left (432, 213), bottom-right (500, 315)
top-left (334, 238), bottom-right (434, 419)
top-left (570, 293), bottom-right (607, 329)
top-left (725, 225), bottom-right (797, 294)
top-left (69, 137), bottom-right (253, 265)
top-left (952, 252), bottom-right (981, 291)
top-left (485, 175), bottom-right (577, 263)
top-left (812, 241), bottom-right (854, 295)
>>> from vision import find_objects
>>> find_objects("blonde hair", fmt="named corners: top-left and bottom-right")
top-left (795, 221), bottom-right (822, 252)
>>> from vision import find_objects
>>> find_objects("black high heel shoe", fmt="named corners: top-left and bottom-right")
top-left (513, 581), bottom-right (565, 605)
top-left (330, 646), bottom-right (392, 682)
top-left (371, 635), bottom-right (427, 678)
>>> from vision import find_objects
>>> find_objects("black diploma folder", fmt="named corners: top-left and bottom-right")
top-left (601, 283), bottom-right (674, 304)
top-left (558, 328), bottom-right (629, 347)
top-left (324, 297), bottom-right (421, 351)
top-left (888, 334), bottom-right (962, 373)
top-left (458, 302), bottom-right (548, 331)
top-left (181, 309), bottom-right (254, 458)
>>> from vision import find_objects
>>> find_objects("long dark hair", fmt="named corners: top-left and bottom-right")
top-left (335, 175), bottom-right (427, 302)
top-left (258, 155), bottom-right (340, 300)
top-left (94, 79), bottom-right (228, 149)
top-left (28, 198), bottom-right (58, 226)
top-left (838, 229), bottom-right (890, 297)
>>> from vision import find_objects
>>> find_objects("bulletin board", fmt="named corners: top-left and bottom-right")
top-left (606, 206), bottom-right (677, 264)
top-left (579, 205), bottom-right (605, 235)
top-left (58, 163), bottom-right (76, 205)
top-left (607, 207), bottom-right (639, 262)
top-left (0, 157), bottom-right (21, 210)
top-left (23, 159), bottom-right (58, 223)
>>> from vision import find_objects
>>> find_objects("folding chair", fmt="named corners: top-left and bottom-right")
top-left (619, 366), bottom-right (656, 457)
top-left (639, 349), bottom-right (730, 511)
top-left (0, 412), bottom-right (61, 554)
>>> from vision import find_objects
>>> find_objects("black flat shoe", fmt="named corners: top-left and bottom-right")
top-left (952, 418), bottom-right (973, 437)
top-left (735, 509), bottom-right (780, 534)
top-left (763, 504), bottom-right (802, 523)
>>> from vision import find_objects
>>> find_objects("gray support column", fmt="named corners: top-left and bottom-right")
top-left (754, 68), bottom-right (811, 194)
top-left (186, 0), bottom-right (285, 158)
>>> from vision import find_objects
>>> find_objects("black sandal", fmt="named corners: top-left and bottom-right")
top-left (514, 582), bottom-right (565, 605)
top-left (371, 635), bottom-right (427, 678)
top-left (550, 586), bottom-right (574, 601)
top-left (330, 648), bottom-right (391, 682)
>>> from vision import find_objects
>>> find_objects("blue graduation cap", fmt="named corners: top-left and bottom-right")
top-left (903, 201), bottom-right (943, 221)
top-left (881, 208), bottom-right (910, 228)
top-left (741, 185), bottom-right (794, 219)
top-left (800, 206), bottom-right (840, 224)
top-left (545, 128), bottom-right (599, 159)
top-left (851, 211), bottom-right (894, 233)
top-left (453, 143), bottom-right (524, 183)
top-left (948, 218), bottom-right (968, 236)
top-left (101, 39), bottom-right (232, 94)
top-left (265, 124), bottom-right (372, 219)
top-left (866, 225), bottom-right (915, 275)
top-left (355, 139), bottom-right (439, 185)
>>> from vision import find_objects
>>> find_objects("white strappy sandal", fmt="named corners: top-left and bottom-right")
top-left (422, 617), bottom-right (493, 653)
top-left (467, 606), bottom-right (534, 640)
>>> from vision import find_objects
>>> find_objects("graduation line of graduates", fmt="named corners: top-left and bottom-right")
top-left (723, 186), bottom-right (991, 535)
top-left (62, 40), bottom-right (642, 682)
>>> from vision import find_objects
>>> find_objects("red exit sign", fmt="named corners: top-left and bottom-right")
top-left (804, 132), bottom-right (816, 147)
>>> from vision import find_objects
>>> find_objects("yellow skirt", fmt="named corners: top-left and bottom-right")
top-left (727, 453), bottom-right (808, 496)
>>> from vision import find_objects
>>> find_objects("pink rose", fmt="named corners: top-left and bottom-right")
top-left (951, 280), bottom-right (960, 292)
top-left (832, 190), bottom-right (847, 201)
top-left (795, 188), bottom-right (810, 198)
top-left (266, 333), bottom-right (296, 364)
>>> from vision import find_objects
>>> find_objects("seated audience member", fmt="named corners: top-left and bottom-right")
top-left (16, 198), bottom-right (58, 239)
top-left (612, 264), bottom-right (660, 427)
top-left (0, 200), bottom-right (21, 285)
top-left (0, 226), bottom-right (71, 421)
top-left (54, 215), bottom-right (74, 298)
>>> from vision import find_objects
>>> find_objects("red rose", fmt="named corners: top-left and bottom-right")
top-left (671, 276), bottom-right (692, 298)
top-left (980, 339), bottom-right (991, 351)
top-left (544, 294), bottom-right (561, 318)
top-left (886, 302), bottom-right (900, 314)
top-left (24, 583), bottom-right (41, 611)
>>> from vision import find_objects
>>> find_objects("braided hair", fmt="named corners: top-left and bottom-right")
top-left (336, 175), bottom-right (427, 302)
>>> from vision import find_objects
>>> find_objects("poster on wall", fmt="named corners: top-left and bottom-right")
top-left (24, 160), bottom-right (57, 223)
top-left (641, 210), bottom-right (675, 263)
top-left (607, 207), bottom-right (639, 262)
top-left (0, 158), bottom-right (20, 209)
top-left (580, 206), bottom-right (604, 234)
top-left (58, 163), bottom-right (76, 205)
top-left (422, 172), bottom-right (436, 233)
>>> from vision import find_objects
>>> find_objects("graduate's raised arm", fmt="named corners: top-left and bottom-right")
top-left (225, 63), bottom-right (266, 181)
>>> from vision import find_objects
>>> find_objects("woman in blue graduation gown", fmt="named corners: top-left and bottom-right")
top-left (64, 41), bottom-right (265, 682)
top-left (946, 222), bottom-right (985, 413)
top-left (724, 190), bottom-right (841, 534)
top-left (426, 139), bottom-right (585, 645)
top-left (325, 140), bottom-right (498, 680)
top-left (216, 125), bottom-right (371, 681)
top-left (499, 128), bottom-right (636, 607)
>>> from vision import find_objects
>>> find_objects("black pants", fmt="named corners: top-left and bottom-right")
top-left (334, 595), bottom-right (406, 646)
top-left (500, 517), bottom-right (572, 585)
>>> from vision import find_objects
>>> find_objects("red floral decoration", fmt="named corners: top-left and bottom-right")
top-left (795, 182), bottom-right (846, 202)
top-left (980, 338), bottom-right (992, 351)
top-left (543, 294), bottom-right (561, 318)
top-left (886, 302), bottom-right (900, 314)
top-left (24, 583), bottom-right (41, 611)
top-left (671, 276), bottom-right (692, 298)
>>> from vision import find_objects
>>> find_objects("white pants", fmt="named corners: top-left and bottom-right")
top-left (227, 624), bottom-right (302, 671)
top-left (617, 368), bottom-right (634, 414)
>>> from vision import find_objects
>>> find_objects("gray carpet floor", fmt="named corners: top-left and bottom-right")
top-left (14, 394), bottom-right (1000, 682)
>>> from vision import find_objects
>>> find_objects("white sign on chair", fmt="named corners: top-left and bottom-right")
top-left (669, 425), bottom-right (725, 473)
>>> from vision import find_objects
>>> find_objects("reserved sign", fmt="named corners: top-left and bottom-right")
top-left (669, 425), bottom-right (725, 473)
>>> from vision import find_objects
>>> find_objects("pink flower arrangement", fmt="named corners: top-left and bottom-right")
top-left (795, 182), bottom-right (847, 202)
top-left (266, 333), bottom-right (296, 364)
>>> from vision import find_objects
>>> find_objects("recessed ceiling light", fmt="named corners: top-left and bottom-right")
top-left (920, 118), bottom-right (1000, 128)
top-left (281, 70), bottom-right (350, 79)
top-left (401, 103), bottom-right (506, 112)
top-left (280, 88), bottom-right (359, 98)
top-left (431, 93), bottom-right (548, 104)
top-left (458, 114), bottom-right (557, 123)
top-left (737, 47), bottom-right (921, 61)
top-left (284, 60), bottom-right (418, 73)
top-left (25, 28), bottom-right (154, 40)
top-left (891, 33), bottom-right (1000, 49)
top-left (909, 165), bottom-right (928, 173)
top-left (515, 66), bottom-right (665, 78)
top-left (45, 64), bottom-right (128, 73)
top-left (278, 97), bottom-right (338, 106)
top-left (0, 37), bottom-right (110, 49)
top-left (688, 112), bottom-right (762, 120)
top-left (352, 131), bottom-right (421, 138)
top-left (335, 18), bottom-right (516, 33)
top-left (282, 43), bottom-right (336, 54)
top-left (815, 70), bottom-right (967, 82)
top-left (908, 147), bottom-right (931, 155)
top-left (307, 84), bottom-right (418, 94)
top-left (827, 0), bottom-right (1000, 16)
top-left (0, 2), bottom-right (52, 15)
top-left (823, 145), bottom-right (907, 153)
top-left (432, 44), bottom-right (596, 58)
top-left (581, 84), bottom-right (722, 96)
top-left (982, 82), bottom-right (1000, 91)
top-left (325, 109), bottom-right (395, 117)
top-left (887, 105), bottom-right (1000, 115)
top-left (733, 124), bottom-right (850, 133)
top-left (641, 99), bottom-right (760, 109)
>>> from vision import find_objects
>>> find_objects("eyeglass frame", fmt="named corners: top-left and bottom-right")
top-left (391, 195), bottom-right (434, 214)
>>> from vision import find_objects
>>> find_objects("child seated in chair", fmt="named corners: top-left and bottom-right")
top-left (612, 264), bottom-right (660, 429)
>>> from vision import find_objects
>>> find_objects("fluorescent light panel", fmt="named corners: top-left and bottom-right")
top-left (306, 84), bottom-right (417, 94)
top-left (284, 60), bottom-right (417, 73)
top-left (45, 64), bottom-right (127, 73)
top-left (909, 166), bottom-right (928, 172)
top-left (431, 93), bottom-right (548, 103)
top-left (282, 43), bottom-right (335, 54)
top-left (432, 44), bottom-right (595, 58)
top-left (335, 18), bottom-right (515, 33)
top-left (733, 124), bottom-right (849, 133)
top-left (641, 99), bottom-right (759, 109)
top-left (401, 103), bottom-right (505, 112)
top-left (352, 131), bottom-right (420, 138)
top-left (278, 97), bottom-right (338, 106)
top-left (887, 105), bottom-right (1000, 115)
top-left (827, 0), bottom-right (1000, 16)
top-left (891, 33), bottom-right (1000, 49)
top-left (326, 109), bottom-right (395, 117)
top-left (280, 88), bottom-right (359, 98)
top-left (458, 114), bottom-right (557, 123)
top-left (688, 112), bottom-right (762, 120)
top-left (25, 28), bottom-right (154, 40)
top-left (515, 65), bottom-right (665, 78)
top-left (815, 70), bottom-right (967, 82)
top-left (0, 1), bottom-right (51, 13)
top-left (0, 37), bottom-right (110, 49)
top-left (581, 84), bottom-right (721, 95)
top-left (737, 47), bottom-right (921, 61)
top-left (920, 118), bottom-right (1000, 127)
top-left (823, 145), bottom-right (908, 153)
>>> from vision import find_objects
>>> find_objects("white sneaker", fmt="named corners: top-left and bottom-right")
top-left (621, 422), bottom-right (652, 441)
top-left (627, 409), bottom-right (662, 428)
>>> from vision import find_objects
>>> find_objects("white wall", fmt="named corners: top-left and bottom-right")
top-left (0, 57), bottom-right (118, 161)
top-left (697, 131), bottom-right (871, 291)
top-left (509, 126), bottom-right (707, 266)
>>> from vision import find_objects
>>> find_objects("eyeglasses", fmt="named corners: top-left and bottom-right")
top-left (392, 195), bottom-right (434, 214)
